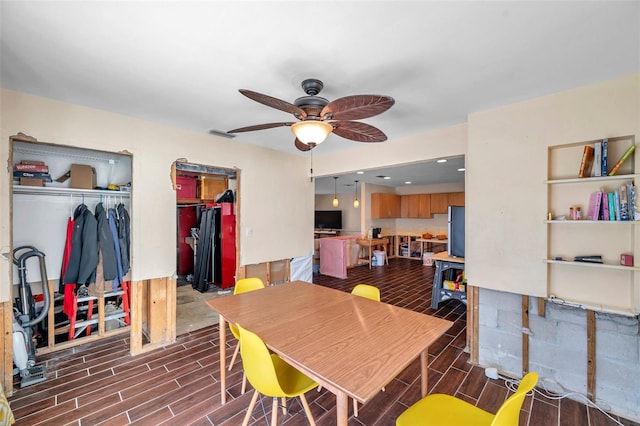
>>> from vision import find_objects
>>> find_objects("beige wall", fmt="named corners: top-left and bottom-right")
top-left (467, 73), bottom-right (640, 311)
top-left (0, 89), bottom-right (313, 302)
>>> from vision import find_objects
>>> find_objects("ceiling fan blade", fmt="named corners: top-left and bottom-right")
top-left (294, 138), bottom-right (315, 152)
top-left (331, 121), bottom-right (388, 142)
top-left (227, 122), bottom-right (294, 133)
top-left (320, 95), bottom-right (395, 120)
top-left (239, 89), bottom-right (307, 119)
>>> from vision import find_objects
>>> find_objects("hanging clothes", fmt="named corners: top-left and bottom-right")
top-left (60, 216), bottom-right (75, 317)
top-left (95, 202), bottom-right (117, 281)
top-left (108, 207), bottom-right (123, 291)
top-left (116, 203), bottom-right (130, 276)
top-left (62, 203), bottom-right (99, 318)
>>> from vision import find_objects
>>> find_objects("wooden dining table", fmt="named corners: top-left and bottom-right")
top-left (206, 281), bottom-right (452, 426)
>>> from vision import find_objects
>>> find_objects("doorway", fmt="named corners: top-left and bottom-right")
top-left (173, 161), bottom-right (239, 335)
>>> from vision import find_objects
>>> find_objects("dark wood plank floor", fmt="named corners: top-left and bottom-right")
top-left (8, 258), bottom-right (638, 425)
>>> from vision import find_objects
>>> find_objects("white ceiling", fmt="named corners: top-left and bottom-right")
top-left (1, 1), bottom-right (638, 194)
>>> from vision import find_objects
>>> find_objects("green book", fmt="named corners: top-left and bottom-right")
top-left (608, 144), bottom-right (636, 176)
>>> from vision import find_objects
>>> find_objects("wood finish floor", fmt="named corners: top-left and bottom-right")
top-left (8, 258), bottom-right (638, 425)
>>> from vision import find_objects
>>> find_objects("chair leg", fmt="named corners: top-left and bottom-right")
top-left (317, 385), bottom-right (323, 392)
top-left (353, 398), bottom-right (358, 417)
top-left (242, 390), bottom-right (259, 426)
top-left (241, 372), bottom-right (247, 394)
top-left (281, 397), bottom-right (287, 414)
top-left (299, 393), bottom-right (316, 426)
top-left (229, 341), bottom-right (240, 371)
top-left (271, 397), bottom-right (278, 426)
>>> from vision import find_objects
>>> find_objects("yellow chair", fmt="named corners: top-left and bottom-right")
top-left (396, 371), bottom-right (538, 426)
top-left (228, 277), bottom-right (265, 394)
top-left (237, 324), bottom-right (318, 426)
top-left (351, 283), bottom-right (380, 301)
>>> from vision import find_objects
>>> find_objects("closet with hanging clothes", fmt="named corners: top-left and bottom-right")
top-left (11, 134), bottom-right (132, 353)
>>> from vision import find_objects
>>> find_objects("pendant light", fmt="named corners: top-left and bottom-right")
top-left (353, 180), bottom-right (360, 208)
top-left (332, 177), bottom-right (339, 207)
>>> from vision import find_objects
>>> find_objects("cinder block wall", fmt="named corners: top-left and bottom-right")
top-left (478, 288), bottom-right (640, 422)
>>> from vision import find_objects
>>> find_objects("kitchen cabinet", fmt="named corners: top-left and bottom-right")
top-left (401, 194), bottom-right (431, 218)
top-left (371, 193), bottom-right (401, 218)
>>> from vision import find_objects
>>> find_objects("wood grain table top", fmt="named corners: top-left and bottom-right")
top-left (207, 281), bottom-right (452, 403)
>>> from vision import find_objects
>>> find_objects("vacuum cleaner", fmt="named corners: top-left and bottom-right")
top-left (12, 246), bottom-right (50, 387)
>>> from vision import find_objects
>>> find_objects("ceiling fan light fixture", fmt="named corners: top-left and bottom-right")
top-left (291, 121), bottom-right (333, 145)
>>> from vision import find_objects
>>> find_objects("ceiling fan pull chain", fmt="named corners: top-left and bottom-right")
top-left (310, 149), bottom-right (314, 182)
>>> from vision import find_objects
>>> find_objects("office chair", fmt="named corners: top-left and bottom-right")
top-left (396, 371), bottom-right (538, 426)
top-left (237, 323), bottom-right (318, 426)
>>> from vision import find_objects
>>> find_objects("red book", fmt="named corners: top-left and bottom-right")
top-left (14, 163), bottom-right (49, 173)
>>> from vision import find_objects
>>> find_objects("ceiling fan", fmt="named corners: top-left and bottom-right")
top-left (227, 78), bottom-right (395, 152)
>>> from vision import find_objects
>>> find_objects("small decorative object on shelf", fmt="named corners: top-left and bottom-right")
top-left (620, 253), bottom-right (634, 266)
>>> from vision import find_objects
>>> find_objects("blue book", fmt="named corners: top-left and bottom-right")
top-left (608, 192), bottom-right (615, 221)
top-left (13, 171), bottom-right (53, 182)
top-left (614, 189), bottom-right (621, 221)
top-left (602, 138), bottom-right (608, 175)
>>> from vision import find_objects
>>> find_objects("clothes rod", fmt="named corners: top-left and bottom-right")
top-left (12, 185), bottom-right (130, 198)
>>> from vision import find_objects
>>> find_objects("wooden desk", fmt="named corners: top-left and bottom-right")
top-left (430, 251), bottom-right (466, 309)
top-left (207, 281), bottom-right (452, 426)
top-left (356, 237), bottom-right (389, 268)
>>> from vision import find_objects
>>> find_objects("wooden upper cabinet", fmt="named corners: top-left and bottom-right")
top-left (401, 194), bottom-right (431, 218)
top-left (430, 193), bottom-right (449, 214)
top-left (448, 191), bottom-right (465, 206)
top-left (371, 193), bottom-right (401, 218)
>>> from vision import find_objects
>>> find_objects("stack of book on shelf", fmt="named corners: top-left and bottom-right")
top-left (13, 161), bottom-right (52, 187)
top-left (579, 139), bottom-right (636, 178)
top-left (574, 255), bottom-right (603, 264)
top-left (586, 181), bottom-right (636, 221)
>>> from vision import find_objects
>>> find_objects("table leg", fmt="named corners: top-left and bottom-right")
top-left (219, 314), bottom-right (227, 404)
top-left (368, 245), bottom-right (372, 269)
top-left (336, 391), bottom-right (349, 426)
top-left (420, 350), bottom-right (429, 397)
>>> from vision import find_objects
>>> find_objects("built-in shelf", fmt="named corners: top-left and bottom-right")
top-left (544, 173), bottom-right (639, 185)
top-left (544, 259), bottom-right (640, 271)
top-left (13, 185), bottom-right (130, 198)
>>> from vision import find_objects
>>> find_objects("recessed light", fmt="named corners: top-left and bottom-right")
top-left (458, 168), bottom-right (465, 172)
top-left (437, 159), bottom-right (447, 163)
top-left (405, 181), bottom-right (412, 184)
top-left (356, 171), bottom-right (364, 174)
top-left (383, 176), bottom-right (391, 180)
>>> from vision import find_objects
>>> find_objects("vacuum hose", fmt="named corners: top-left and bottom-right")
top-left (12, 246), bottom-right (51, 328)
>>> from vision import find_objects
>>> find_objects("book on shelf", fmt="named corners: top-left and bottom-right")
top-left (592, 141), bottom-right (602, 177)
top-left (587, 191), bottom-right (603, 220)
top-left (608, 144), bottom-right (636, 176)
top-left (574, 255), bottom-right (603, 264)
top-left (607, 192), bottom-right (615, 221)
top-left (12, 171), bottom-right (53, 182)
top-left (14, 163), bottom-right (49, 173)
top-left (619, 183), bottom-right (629, 221)
top-left (601, 193), bottom-right (609, 220)
top-left (602, 138), bottom-right (608, 175)
top-left (627, 182), bottom-right (637, 220)
top-left (614, 189), bottom-right (621, 221)
top-left (578, 145), bottom-right (595, 178)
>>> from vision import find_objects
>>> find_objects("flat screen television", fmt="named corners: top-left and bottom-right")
top-left (315, 210), bottom-right (342, 230)
top-left (448, 206), bottom-right (465, 258)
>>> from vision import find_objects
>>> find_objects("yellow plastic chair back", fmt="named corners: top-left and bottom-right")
top-left (492, 372), bottom-right (538, 426)
top-left (396, 372), bottom-right (538, 426)
top-left (237, 323), bottom-right (317, 397)
top-left (351, 284), bottom-right (380, 301)
top-left (229, 278), bottom-right (265, 339)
